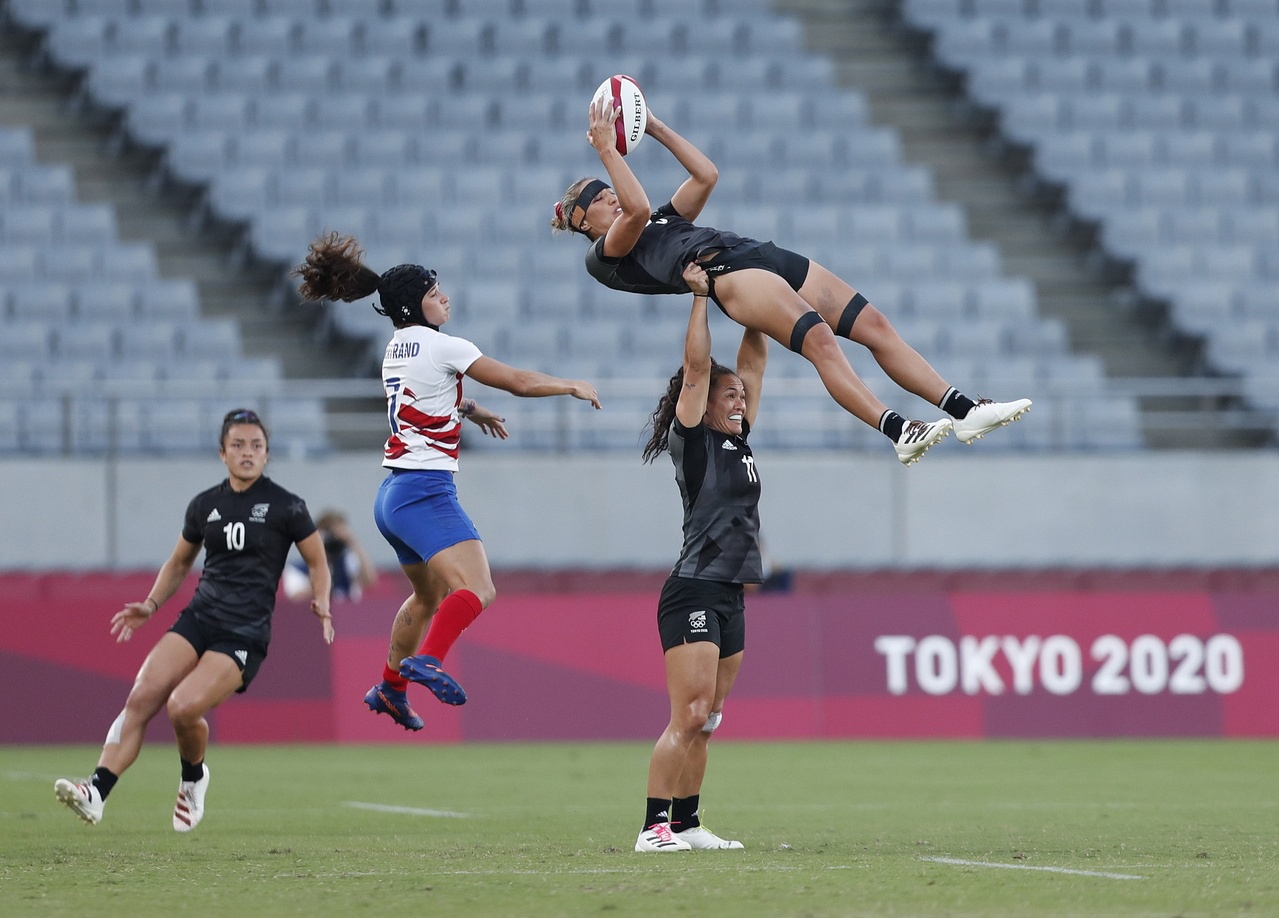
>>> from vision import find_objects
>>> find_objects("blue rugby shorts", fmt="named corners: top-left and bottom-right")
top-left (373, 468), bottom-right (482, 565)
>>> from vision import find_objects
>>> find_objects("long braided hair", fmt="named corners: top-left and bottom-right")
top-left (641, 359), bottom-right (736, 464)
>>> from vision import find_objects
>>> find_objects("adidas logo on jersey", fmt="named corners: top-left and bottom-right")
top-left (206, 509), bottom-right (221, 522)
top-left (721, 440), bottom-right (737, 450)
top-left (234, 650), bottom-right (248, 666)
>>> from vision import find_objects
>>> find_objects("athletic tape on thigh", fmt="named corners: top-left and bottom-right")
top-left (702, 711), bottom-right (722, 734)
top-left (789, 310), bottom-right (824, 354)
top-left (836, 293), bottom-right (869, 338)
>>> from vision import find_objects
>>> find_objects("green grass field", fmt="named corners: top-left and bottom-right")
top-left (2, 740), bottom-right (1276, 916)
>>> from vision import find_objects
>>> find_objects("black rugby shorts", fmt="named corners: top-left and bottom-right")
top-left (700, 241), bottom-right (810, 298)
top-left (656, 576), bottom-right (746, 657)
top-left (169, 609), bottom-right (267, 693)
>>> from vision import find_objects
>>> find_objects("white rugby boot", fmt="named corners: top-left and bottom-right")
top-left (674, 825), bottom-right (745, 850)
top-left (893, 417), bottom-right (953, 466)
top-left (635, 822), bottom-right (693, 852)
top-left (953, 397), bottom-right (1033, 444)
top-left (55, 778), bottom-right (104, 825)
top-left (173, 765), bottom-right (209, 832)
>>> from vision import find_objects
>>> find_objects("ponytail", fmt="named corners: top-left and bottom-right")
top-left (291, 231), bottom-right (381, 303)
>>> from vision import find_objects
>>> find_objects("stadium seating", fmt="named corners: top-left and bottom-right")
top-left (0, 120), bottom-right (323, 457)
top-left (0, 0), bottom-right (1157, 455)
top-left (902, 0), bottom-right (1279, 441)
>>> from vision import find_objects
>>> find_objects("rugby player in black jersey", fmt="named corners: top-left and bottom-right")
top-left (55, 409), bottom-right (333, 831)
top-left (633, 263), bottom-right (761, 852)
top-left (553, 95), bottom-right (1030, 466)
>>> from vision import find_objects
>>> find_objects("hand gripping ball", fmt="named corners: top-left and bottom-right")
top-left (592, 74), bottom-right (647, 156)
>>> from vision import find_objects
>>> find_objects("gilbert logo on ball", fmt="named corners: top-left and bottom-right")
top-left (592, 74), bottom-right (647, 156)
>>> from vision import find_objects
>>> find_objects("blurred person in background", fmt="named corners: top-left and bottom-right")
top-left (54, 408), bottom-right (333, 832)
top-left (283, 509), bottom-right (379, 602)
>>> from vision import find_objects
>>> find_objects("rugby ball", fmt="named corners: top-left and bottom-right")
top-left (592, 74), bottom-right (647, 156)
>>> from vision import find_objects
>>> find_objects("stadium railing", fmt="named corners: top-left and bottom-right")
top-left (3, 375), bottom-right (1272, 457)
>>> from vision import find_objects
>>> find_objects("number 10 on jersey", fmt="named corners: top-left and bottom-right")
top-left (223, 521), bottom-right (245, 551)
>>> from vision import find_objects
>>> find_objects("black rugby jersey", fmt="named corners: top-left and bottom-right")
top-left (668, 417), bottom-right (763, 584)
top-left (179, 476), bottom-right (317, 646)
top-left (585, 201), bottom-right (752, 295)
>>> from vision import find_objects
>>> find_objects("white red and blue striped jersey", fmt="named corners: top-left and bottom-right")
top-left (380, 324), bottom-right (482, 471)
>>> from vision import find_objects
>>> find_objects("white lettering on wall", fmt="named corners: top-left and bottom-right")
top-left (874, 634), bottom-right (1244, 697)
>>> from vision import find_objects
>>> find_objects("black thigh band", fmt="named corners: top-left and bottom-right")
top-left (789, 310), bottom-right (824, 354)
top-left (836, 293), bottom-right (869, 338)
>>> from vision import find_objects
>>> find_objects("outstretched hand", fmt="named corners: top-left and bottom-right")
top-left (467, 405), bottom-right (510, 439)
top-left (571, 382), bottom-right (603, 409)
top-left (110, 601), bottom-right (154, 644)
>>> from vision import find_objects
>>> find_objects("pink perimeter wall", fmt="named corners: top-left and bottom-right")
top-left (3, 571), bottom-right (1277, 744)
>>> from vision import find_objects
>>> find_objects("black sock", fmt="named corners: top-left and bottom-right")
top-left (878, 410), bottom-right (905, 442)
top-left (671, 794), bottom-right (701, 832)
top-left (644, 796), bottom-right (671, 830)
top-left (939, 387), bottom-right (976, 419)
top-left (91, 766), bottom-right (118, 800)
top-left (180, 757), bottom-right (205, 783)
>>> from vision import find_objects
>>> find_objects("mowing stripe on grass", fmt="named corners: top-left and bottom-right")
top-left (343, 801), bottom-right (469, 818)
top-left (921, 856), bottom-right (1144, 880)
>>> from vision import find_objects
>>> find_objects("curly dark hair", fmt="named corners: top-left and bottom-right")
top-left (290, 231), bottom-right (382, 304)
top-left (641, 359), bottom-right (736, 464)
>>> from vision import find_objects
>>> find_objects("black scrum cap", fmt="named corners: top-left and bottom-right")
top-left (375, 264), bottom-right (438, 327)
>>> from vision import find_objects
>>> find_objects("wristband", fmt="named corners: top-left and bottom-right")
top-left (143, 597), bottom-right (158, 613)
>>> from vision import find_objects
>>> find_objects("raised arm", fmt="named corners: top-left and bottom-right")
top-left (674, 263), bottom-right (713, 429)
top-left (645, 110), bottom-right (718, 223)
top-left (587, 94), bottom-right (651, 259)
top-left (735, 325), bottom-right (768, 429)
top-left (464, 357), bottom-right (602, 409)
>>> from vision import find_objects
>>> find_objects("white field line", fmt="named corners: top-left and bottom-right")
top-left (272, 866), bottom-right (865, 880)
top-left (921, 856), bottom-right (1144, 881)
top-left (430, 865), bottom-right (866, 876)
top-left (5, 771), bottom-right (64, 782)
top-left (342, 801), bottom-right (469, 818)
